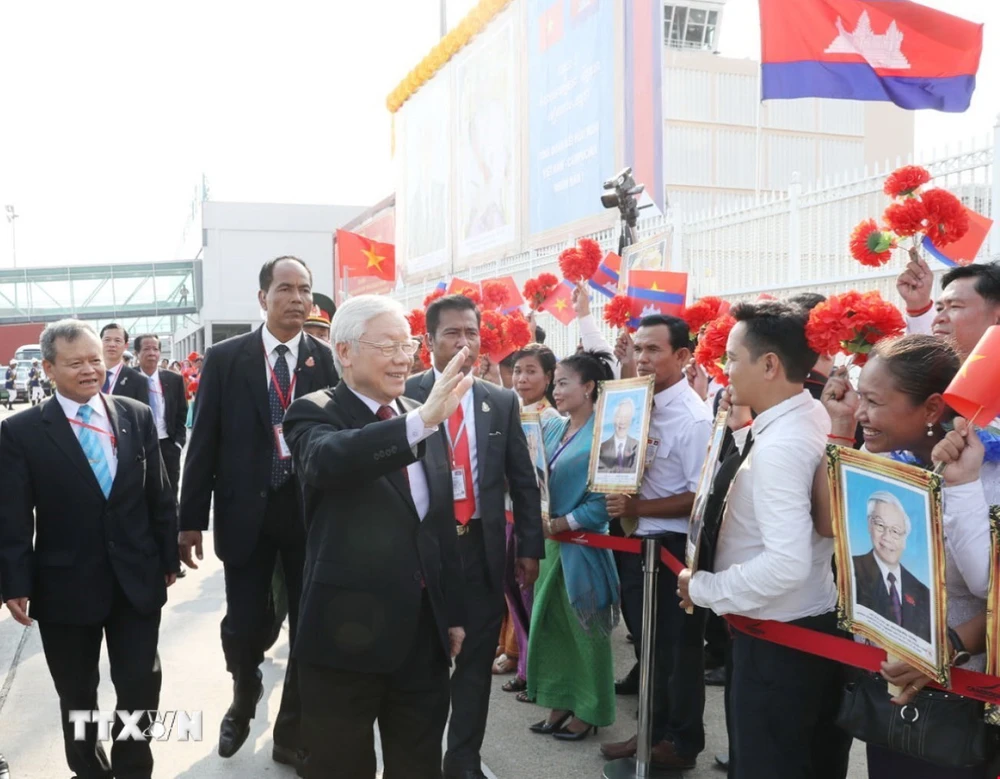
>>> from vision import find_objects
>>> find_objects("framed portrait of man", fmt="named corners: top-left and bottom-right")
top-left (618, 231), bottom-right (670, 294)
top-left (827, 446), bottom-right (950, 685)
top-left (685, 409), bottom-right (730, 573)
top-left (588, 376), bottom-right (655, 494)
top-left (985, 506), bottom-right (1000, 724)
top-left (520, 411), bottom-right (550, 521)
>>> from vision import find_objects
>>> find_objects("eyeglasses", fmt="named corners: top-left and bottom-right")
top-left (357, 339), bottom-right (419, 358)
top-left (870, 519), bottom-right (906, 539)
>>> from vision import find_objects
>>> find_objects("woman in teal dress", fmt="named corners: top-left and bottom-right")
top-left (527, 350), bottom-right (620, 741)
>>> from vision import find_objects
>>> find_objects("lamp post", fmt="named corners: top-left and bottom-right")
top-left (4, 205), bottom-right (16, 269)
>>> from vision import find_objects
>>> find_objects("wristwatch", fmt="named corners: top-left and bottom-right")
top-left (947, 627), bottom-right (972, 667)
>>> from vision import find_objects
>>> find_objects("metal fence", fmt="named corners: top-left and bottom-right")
top-left (397, 124), bottom-right (1000, 361)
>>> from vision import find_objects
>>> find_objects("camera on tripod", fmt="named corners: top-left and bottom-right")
top-left (601, 167), bottom-right (646, 228)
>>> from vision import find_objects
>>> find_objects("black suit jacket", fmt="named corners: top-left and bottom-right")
top-left (0, 395), bottom-right (178, 624)
top-left (598, 435), bottom-right (640, 473)
top-left (155, 369), bottom-right (188, 448)
top-left (179, 327), bottom-right (338, 566)
top-left (853, 550), bottom-right (932, 643)
top-left (405, 371), bottom-right (544, 588)
top-left (111, 365), bottom-right (150, 405)
top-left (283, 382), bottom-right (464, 672)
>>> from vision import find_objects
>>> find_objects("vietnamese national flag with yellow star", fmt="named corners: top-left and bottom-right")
top-left (540, 279), bottom-right (576, 325)
top-left (943, 325), bottom-right (1000, 427)
top-left (336, 229), bottom-right (396, 282)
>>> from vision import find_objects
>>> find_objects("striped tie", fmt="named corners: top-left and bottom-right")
top-left (77, 405), bottom-right (113, 498)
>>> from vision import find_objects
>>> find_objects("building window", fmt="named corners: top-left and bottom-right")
top-left (664, 4), bottom-right (718, 50)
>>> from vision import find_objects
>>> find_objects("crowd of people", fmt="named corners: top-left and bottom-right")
top-left (0, 251), bottom-right (998, 779)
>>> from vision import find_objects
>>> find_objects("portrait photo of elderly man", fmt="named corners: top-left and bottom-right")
top-left (597, 396), bottom-right (640, 474)
top-left (852, 490), bottom-right (932, 643)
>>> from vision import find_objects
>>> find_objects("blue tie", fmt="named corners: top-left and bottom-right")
top-left (148, 375), bottom-right (161, 422)
top-left (77, 405), bottom-right (113, 498)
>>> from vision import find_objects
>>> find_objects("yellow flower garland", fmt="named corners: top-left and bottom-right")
top-left (386, 0), bottom-right (513, 114)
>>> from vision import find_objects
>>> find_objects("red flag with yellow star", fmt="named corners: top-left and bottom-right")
top-left (540, 279), bottom-right (576, 325)
top-left (943, 325), bottom-right (1000, 426)
top-left (336, 229), bottom-right (396, 282)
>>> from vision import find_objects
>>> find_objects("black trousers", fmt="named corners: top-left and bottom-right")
top-left (444, 520), bottom-right (506, 775)
top-left (37, 579), bottom-right (162, 779)
top-left (299, 594), bottom-right (450, 779)
top-left (619, 532), bottom-right (706, 756)
top-left (727, 611), bottom-right (852, 779)
top-left (158, 439), bottom-right (181, 505)
top-left (220, 479), bottom-right (305, 747)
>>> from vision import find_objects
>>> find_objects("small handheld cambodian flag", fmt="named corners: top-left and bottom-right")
top-left (590, 252), bottom-right (622, 299)
top-left (922, 207), bottom-right (992, 268)
top-left (626, 271), bottom-right (688, 329)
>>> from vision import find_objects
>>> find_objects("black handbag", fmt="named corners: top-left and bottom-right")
top-left (836, 671), bottom-right (998, 768)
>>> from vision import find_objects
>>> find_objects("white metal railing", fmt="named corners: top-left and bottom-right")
top-left (395, 122), bottom-right (1000, 361)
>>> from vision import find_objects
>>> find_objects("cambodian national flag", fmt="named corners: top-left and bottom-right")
top-left (760, 0), bottom-right (983, 112)
top-left (627, 271), bottom-right (688, 329)
top-left (590, 252), bottom-right (621, 298)
top-left (922, 208), bottom-right (993, 268)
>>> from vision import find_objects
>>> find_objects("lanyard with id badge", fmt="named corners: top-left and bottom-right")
top-left (446, 412), bottom-right (469, 502)
top-left (264, 345), bottom-right (297, 460)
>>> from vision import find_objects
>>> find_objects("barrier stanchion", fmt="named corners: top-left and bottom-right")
top-left (603, 538), bottom-right (674, 779)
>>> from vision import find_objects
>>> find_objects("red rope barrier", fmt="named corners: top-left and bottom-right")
top-left (552, 530), bottom-right (1000, 706)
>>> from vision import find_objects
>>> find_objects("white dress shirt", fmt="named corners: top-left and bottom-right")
top-left (262, 326), bottom-right (302, 400)
top-left (104, 361), bottom-right (125, 392)
top-left (347, 387), bottom-right (437, 521)
top-left (433, 367), bottom-right (480, 518)
top-left (689, 390), bottom-right (838, 621)
top-left (141, 369), bottom-right (169, 440)
top-left (636, 379), bottom-right (713, 536)
top-left (56, 391), bottom-right (118, 480)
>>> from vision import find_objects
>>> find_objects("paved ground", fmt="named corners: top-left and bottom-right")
top-left (0, 401), bottom-right (871, 778)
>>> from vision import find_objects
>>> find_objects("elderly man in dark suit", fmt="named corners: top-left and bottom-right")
top-left (0, 319), bottom-right (178, 779)
top-left (853, 490), bottom-right (932, 642)
top-left (597, 397), bottom-right (640, 473)
top-left (179, 256), bottom-right (338, 771)
top-left (284, 294), bottom-right (469, 779)
top-left (99, 323), bottom-right (150, 404)
top-left (406, 294), bottom-right (543, 779)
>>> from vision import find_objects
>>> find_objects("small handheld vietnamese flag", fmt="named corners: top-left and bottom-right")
top-left (922, 207), bottom-right (993, 268)
top-left (336, 229), bottom-right (396, 282)
top-left (590, 252), bottom-right (622, 299)
top-left (495, 276), bottom-right (526, 314)
top-left (540, 279), bottom-right (577, 325)
top-left (626, 270), bottom-right (688, 329)
top-left (447, 277), bottom-right (480, 296)
top-left (942, 326), bottom-right (1000, 427)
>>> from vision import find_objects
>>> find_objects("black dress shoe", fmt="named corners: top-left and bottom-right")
top-left (614, 663), bottom-right (639, 695)
top-left (218, 669), bottom-right (263, 758)
top-left (528, 711), bottom-right (572, 734)
top-left (0, 752), bottom-right (9, 779)
top-left (705, 666), bottom-right (726, 686)
top-left (273, 743), bottom-right (308, 777)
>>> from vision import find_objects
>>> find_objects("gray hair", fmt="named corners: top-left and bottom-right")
top-left (330, 295), bottom-right (409, 373)
top-left (614, 397), bottom-right (637, 420)
top-left (40, 319), bottom-right (99, 363)
top-left (867, 490), bottom-right (911, 536)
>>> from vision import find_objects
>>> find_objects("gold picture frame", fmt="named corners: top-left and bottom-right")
top-left (985, 506), bottom-right (1000, 725)
top-left (686, 409), bottom-right (730, 573)
top-left (520, 411), bottom-right (550, 522)
top-left (617, 231), bottom-right (670, 294)
top-left (827, 445), bottom-right (950, 685)
top-left (587, 376), bottom-right (655, 495)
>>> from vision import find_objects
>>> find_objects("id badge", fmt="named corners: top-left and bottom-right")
top-left (273, 424), bottom-right (291, 460)
top-left (452, 467), bottom-right (468, 500)
top-left (645, 437), bottom-right (661, 468)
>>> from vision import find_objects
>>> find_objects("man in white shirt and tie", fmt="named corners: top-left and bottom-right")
top-left (600, 314), bottom-right (713, 770)
top-left (678, 301), bottom-right (852, 779)
top-left (135, 334), bottom-right (188, 506)
top-left (99, 323), bottom-right (149, 404)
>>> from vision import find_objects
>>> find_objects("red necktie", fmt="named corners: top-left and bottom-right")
top-left (377, 405), bottom-right (409, 487)
top-left (447, 405), bottom-right (476, 525)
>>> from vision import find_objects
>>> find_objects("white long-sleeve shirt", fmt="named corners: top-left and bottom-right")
top-left (689, 390), bottom-right (838, 621)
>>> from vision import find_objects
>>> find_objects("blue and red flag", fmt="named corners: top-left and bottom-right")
top-left (590, 251), bottom-right (622, 298)
top-left (623, 0), bottom-right (664, 213)
top-left (760, 0), bottom-right (983, 112)
top-left (922, 207), bottom-right (993, 268)
top-left (627, 270), bottom-right (688, 329)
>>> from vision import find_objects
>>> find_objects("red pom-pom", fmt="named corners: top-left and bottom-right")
top-left (806, 291), bottom-right (904, 362)
top-left (883, 165), bottom-right (931, 199)
top-left (481, 280), bottom-right (511, 311)
top-left (419, 341), bottom-right (433, 369)
top-left (694, 314), bottom-right (735, 385)
top-left (882, 200), bottom-right (927, 239)
top-left (455, 285), bottom-right (482, 307)
top-left (604, 295), bottom-right (633, 331)
top-left (423, 288), bottom-right (446, 308)
top-left (406, 308), bottom-right (426, 336)
top-left (682, 296), bottom-right (728, 335)
top-left (921, 189), bottom-right (970, 248)
top-left (559, 238), bottom-right (604, 283)
top-left (849, 219), bottom-right (896, 267)
top-left (523, 273), bottom-right (559, 310)
top-left (479, 310), bottom-right (503, 356)
top-left (503, 312), bottom-right (532, 351)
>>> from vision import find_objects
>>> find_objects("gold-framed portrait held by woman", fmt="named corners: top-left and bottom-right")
top-left (520, 411), bottom-right (550, 522)
top-left (827, 445), bottom-right (950, 685)
top-left (587, 376), bottom-right (655, 495)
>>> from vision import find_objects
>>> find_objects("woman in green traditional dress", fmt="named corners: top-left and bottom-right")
top-left (526, 350), bottom-right (620, 741)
